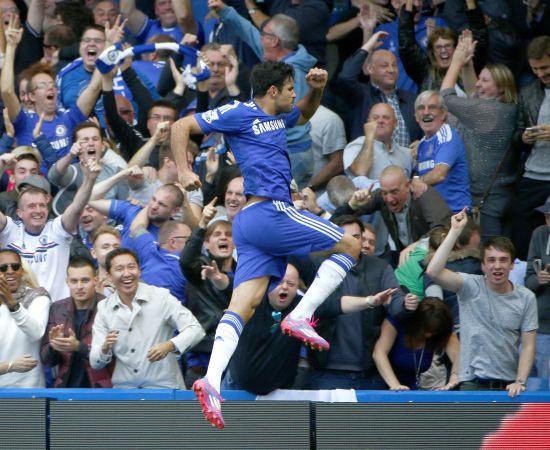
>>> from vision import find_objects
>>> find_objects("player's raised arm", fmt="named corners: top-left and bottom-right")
top-left (296, 68), bottom-right (328, 125)
top-left (171, 115), bottom-right (205, 191)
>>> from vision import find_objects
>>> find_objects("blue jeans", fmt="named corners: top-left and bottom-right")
top-left (534, 333), bottom-right (550, 380)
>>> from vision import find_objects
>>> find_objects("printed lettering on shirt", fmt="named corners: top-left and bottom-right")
top-left (418, 159), bottom-right (435, 172)
top-left (218, 102), bottom-right (240, 114)
top-left (252, 118), bottom-right (286, 135)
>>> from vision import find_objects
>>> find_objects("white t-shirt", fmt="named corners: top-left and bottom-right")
top-left (1, 216), bottom-right (73, 301)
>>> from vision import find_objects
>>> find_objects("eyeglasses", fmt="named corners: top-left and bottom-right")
top-left (260, 30), bottom-right (277, 39)
top-left (33, 81), bottom-right (56, 91)
top-left (0, 263), bottom-right (22, 272)
top-left (81, 37), bottom-right (105, 44)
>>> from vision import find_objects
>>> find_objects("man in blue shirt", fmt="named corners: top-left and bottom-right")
top-left (1, 19), bottom-right (101, 161)
top-left (88, 183), bottom-right (185, 248)
top-left (172, 61), bottom-right (361, 429)
top-left (121, 0), bottom-right (200, 44)
top-left (414, 90), bottom-right (471, 213)
top-left (130, 205), bottom-right (190, 304)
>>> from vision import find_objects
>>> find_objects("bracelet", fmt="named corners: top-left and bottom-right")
top-left (315, 208), bottom-right (326, 217)
top-left (6, 360), bottom-right (13, 373)
top-left (515, 378), bottom-right (526, 386)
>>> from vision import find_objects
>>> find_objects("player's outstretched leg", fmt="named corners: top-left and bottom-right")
top-left (281, 234), bottom-right (360, 350)
top-left (193, 277), bottom-right (270, 428)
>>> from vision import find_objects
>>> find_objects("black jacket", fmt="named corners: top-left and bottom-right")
top-left (336, 48), bottom-right (422, 141)
top-left (179, 227), bottom-right (236, 354)
top-left (514, 78), bottom-right (545, 154)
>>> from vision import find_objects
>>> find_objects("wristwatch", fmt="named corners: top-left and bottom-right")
top-left (248, 8), bottom-right (258, 14)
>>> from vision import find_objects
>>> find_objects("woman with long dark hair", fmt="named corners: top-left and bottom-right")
top-left (373, 297), bottom-right (459, 390)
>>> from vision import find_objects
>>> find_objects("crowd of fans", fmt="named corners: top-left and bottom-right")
top-left (0, 0), bottom-right (549, 398)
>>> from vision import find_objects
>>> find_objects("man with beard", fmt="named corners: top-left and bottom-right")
top-left (41, 257), bottom-right (112, 388)
top-left (1, 18), bottom-right (102, 161)
top-left (180, 200), bottom-right (236, 387)
top-left (88, 183), bottom-right (184, 248)
top-left (0, 249), bottom-right (50, 387)
top-left (426, 209), bottom-right (537, 398)
top-left (90, 248), bottom-right (205, 388)
top-left (414, 91), bottom-right (470, 213)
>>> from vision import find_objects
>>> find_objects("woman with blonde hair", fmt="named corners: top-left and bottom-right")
top-left (440, 32), bottom-right (518, 239)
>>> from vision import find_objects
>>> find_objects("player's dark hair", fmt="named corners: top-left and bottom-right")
top-left (216, 165), bottom-right (242, 207)
top-left (527, 35), bottom-right (550, 60)
top-left (331, 215), bottom-right (365, 233)
top-left (105, 248), bottom-right (139, 273)
top-left (251, 61), bottom-right (295, 97)
top-left (67, 256), bottom-right (97, 274)
top-left (16, 153), bottom-right (40, 166)
top-left (54, 1), bottom-right (95, 39)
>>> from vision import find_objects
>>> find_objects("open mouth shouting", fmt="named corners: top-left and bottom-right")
top-left (421, 114), bottom-right (435, 123)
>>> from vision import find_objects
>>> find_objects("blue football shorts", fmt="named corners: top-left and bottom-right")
top-left (232, 200), bottom-right (344, 288)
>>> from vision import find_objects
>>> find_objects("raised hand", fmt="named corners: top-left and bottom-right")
top-left (404, 293), bottom-right (419, 311)
top-left (362, 30), bottom-right (388, 53)
top-left (450, 207), bottom-right (468, 231)
top-left (205, 147), bottom-right (219, 183)
top-left (349, 183), bottom-right (375, 210)
top-left (32, 112), bottom-right (46, 139)
top-left (5, 15), bottom-right (22, 47)
top-left (301, 187), bottom-right (321, 214)
top-left (179, 170), bottom-right (202, 192)
top-left (3, 108), bottom-right (14, 137)
top-left (153, 120), bottom-right (170, 143)
top-left (199, 197), bottom-right (218, 229)
top-left (201, 259), bottom-right (224, 282)
top-left (305, 68), bottom-right (328, 90)
top-left (208, 0), bottom-right (227, 14)
top-left (81, 159), bottom-right (102, 181)
top-left (169, 58), bottom-right (185, 94)
top-left (105, 15), bottom-right (127, 45)
top-left (181, 33), bottom-right (199, 47)
top-left (363, 120), bottom-right (378, 138)
top-left (367, 288), bottom-right (398, 307)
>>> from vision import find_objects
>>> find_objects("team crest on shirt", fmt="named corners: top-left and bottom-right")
top-left (39, 235), bottom-right (49, 245)
top-left (55, 125), bottom-right (67, 137)
top-left (426, 143), bottom-right (433, 157)
top-left (201, 110), bottom-right (219, 124)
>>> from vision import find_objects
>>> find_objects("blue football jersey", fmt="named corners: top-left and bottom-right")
top-left (195, 101), bottom-right (301, 204)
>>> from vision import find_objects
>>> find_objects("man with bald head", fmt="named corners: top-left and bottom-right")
top-left (344, 103), bottom-right (413, 179)
top-left (338, 28), bottom-right (421, 143)
top-left (334, 165), bottom-right (451, 255)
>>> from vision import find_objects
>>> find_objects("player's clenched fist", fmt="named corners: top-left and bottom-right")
top-left (179, 170), bottom-right (202, 192)
top-left (305, 68), bottom-right (328, 89)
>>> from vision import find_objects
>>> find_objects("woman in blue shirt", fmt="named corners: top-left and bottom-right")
top-left (373, 297), bottom-right (459, 390)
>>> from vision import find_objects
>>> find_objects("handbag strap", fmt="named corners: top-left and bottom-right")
top-left (477, 143), bottom-right (513, 210)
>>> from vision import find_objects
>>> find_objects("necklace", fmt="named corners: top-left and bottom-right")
top-left (413, 344), bottom-right (426, 388)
